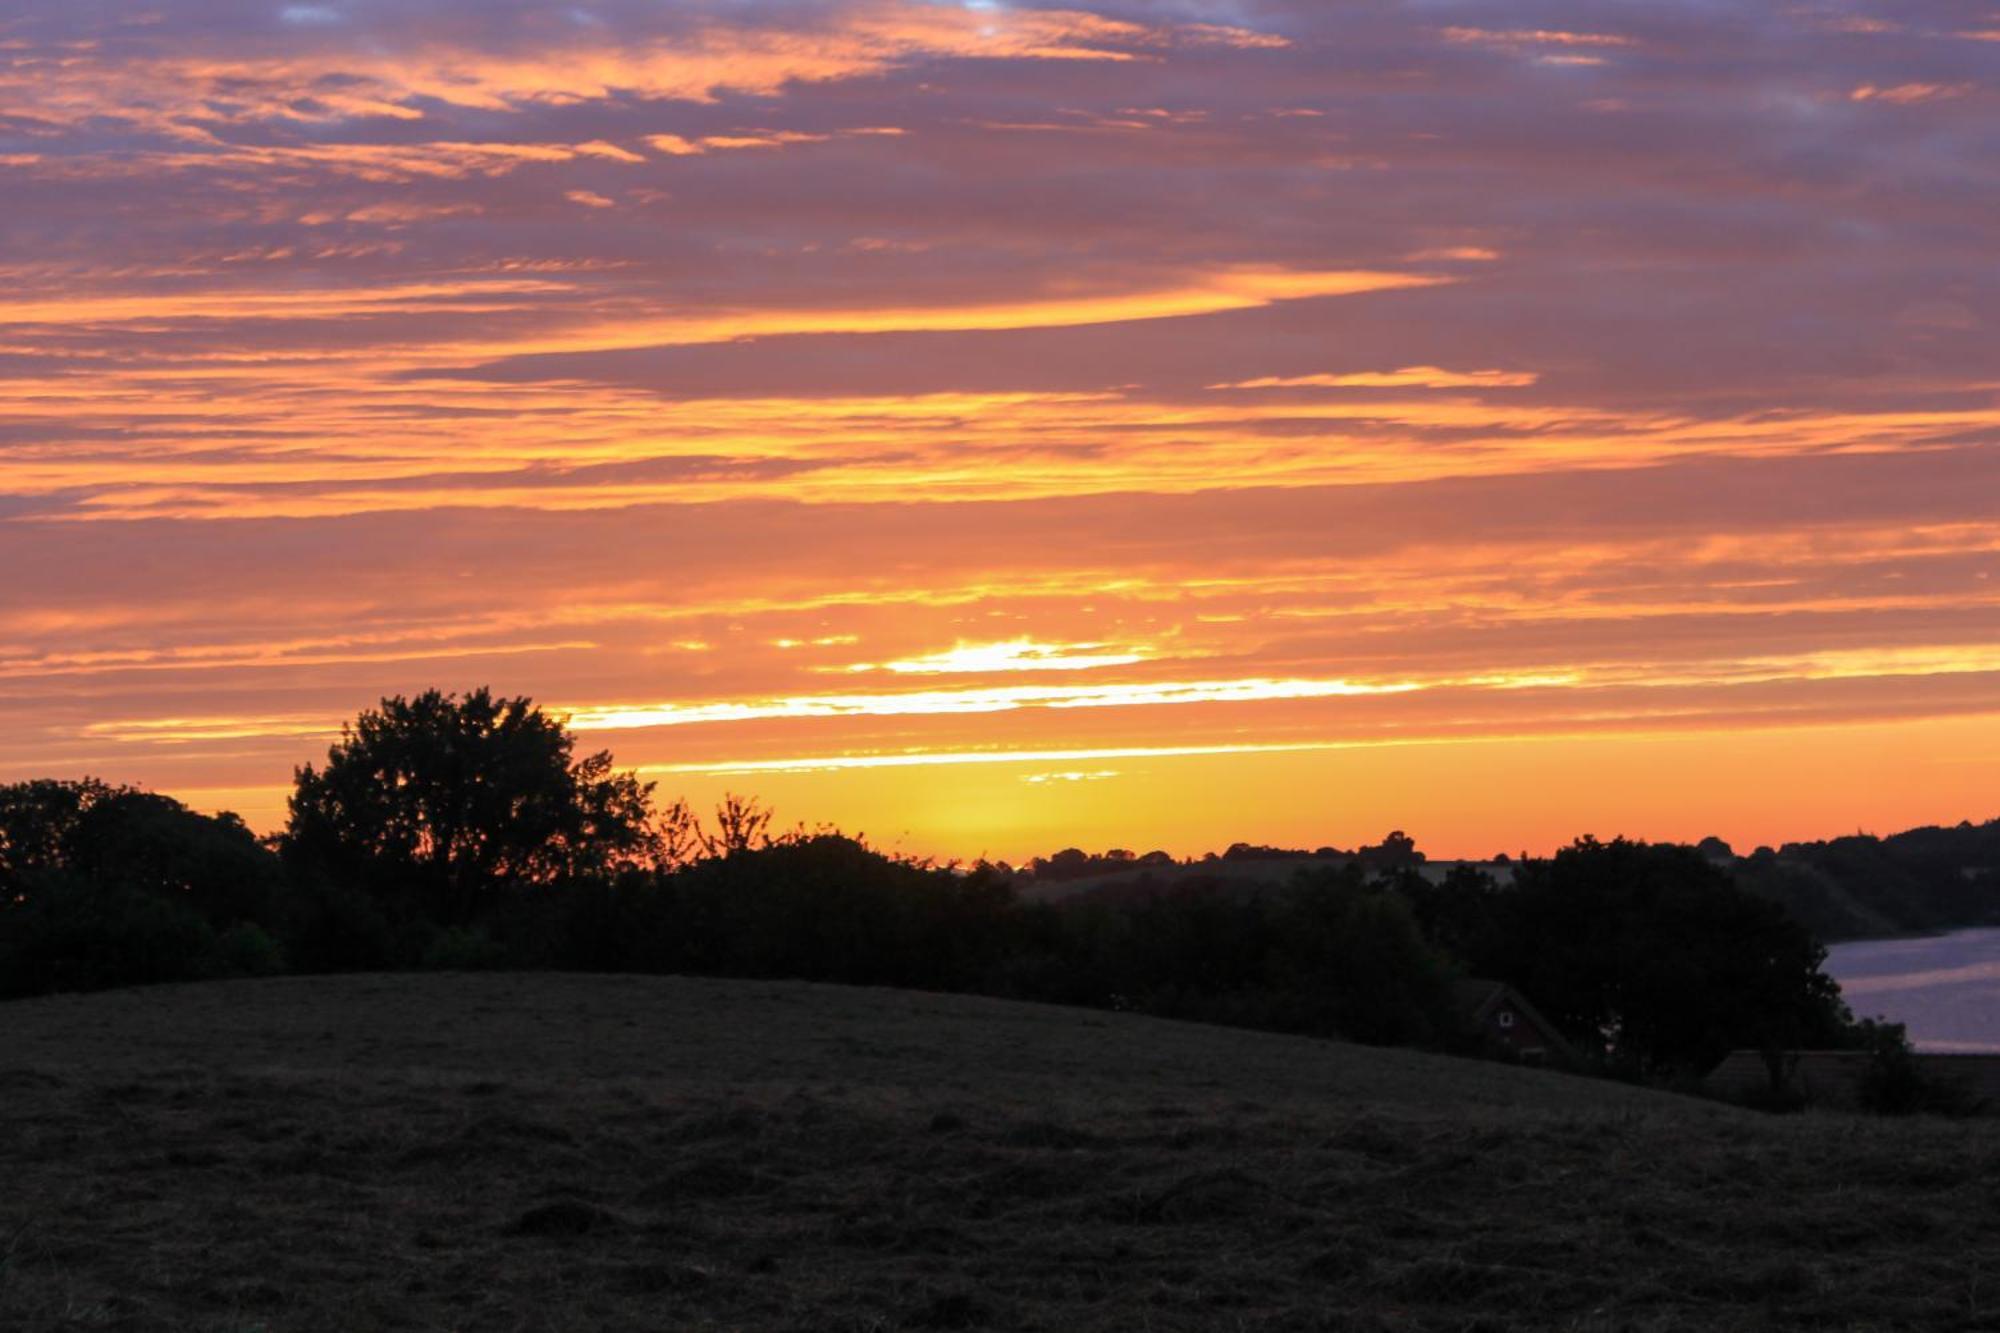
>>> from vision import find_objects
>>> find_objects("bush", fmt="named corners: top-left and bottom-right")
top-left (1855, 1021), bottom-right (1983, 1117)
top-left (0, 876), bottom-right (219, 997)
top-left (282, 875), bottom-right (397, 974)
top-left (213, 922), bottom-right (288, 978)
top-left (421, 926), bottom-right (508, 972)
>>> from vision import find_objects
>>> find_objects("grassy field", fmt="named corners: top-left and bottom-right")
top-left (4, 974), bottom-right (1998, 1331)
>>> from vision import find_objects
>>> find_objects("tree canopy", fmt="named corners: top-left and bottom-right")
top-left (283, 689), bottom-right (658, 923)
top-left (1463, 837), bottom-right (1851, 1076)
top-left (0, 778), bottom-right (287, 996)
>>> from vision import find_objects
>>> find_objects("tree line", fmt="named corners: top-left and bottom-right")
top-left (1722, 825), bottom-right (2000, 941)
top-left (0, 688), bottom-right (1897, 1084)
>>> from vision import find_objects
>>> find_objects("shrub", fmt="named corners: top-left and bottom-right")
top-left (282, 875), bottom-right (397, 974)
top-left (0, 876), bottom-right (218, 997)
top-left (421, 926), bottom-right (509, 972)
top-left (1855, 1021), bottom-right (1983, 1117)
top-left (213, 922), bottom-right (288, 978)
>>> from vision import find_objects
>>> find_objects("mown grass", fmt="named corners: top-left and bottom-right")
top-left (2, 974), bottom-right (1997, 1331)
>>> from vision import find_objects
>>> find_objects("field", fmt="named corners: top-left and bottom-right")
top-left (4, 975), bottom-right (1999, 1331)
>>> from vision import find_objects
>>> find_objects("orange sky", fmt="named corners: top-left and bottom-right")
top-left (2, 0), bottom-right (1997, 860)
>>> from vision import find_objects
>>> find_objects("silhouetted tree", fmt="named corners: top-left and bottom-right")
top-left (0, 778), bottom-right (288, 996)
top-left (587, 833), bottom-right (1017, 989)
top-left (0, 778), bottom-right (100, 882)
top-left (1358, 830), bottom-right (1424, 873)
top-left (705, 793), bottom-right (774, 857)
top-left (1221, 841), bottom-right (1313, 862)
top-left (1030, 848), bottom-right (1095, 880)
top-left (656, 797), bottom-right (705, 870)
top-left (1390, 862), bottom-right (1505, 968)
top-left (1483, 838), bottom-right (1850, 1077)
top-left (283, 689), bottom-right (658, 925)
top-left (1273, 870), bottom-right (1456, 1044)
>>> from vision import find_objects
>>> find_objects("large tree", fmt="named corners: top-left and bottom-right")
top-left (1480, 837), bottom-right (1851, 1076)
top-left (283, 689), bottom-right (658, 923)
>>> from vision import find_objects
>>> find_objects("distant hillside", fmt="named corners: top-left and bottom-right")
top-left (1018, 854), bottom-right (1514, 906)
top-left (1012, 818), bottom-right (2000, 942)
top-left (1728, 819), bottom-right (2000, 941)
top-left (7, 973), bottom-right (2000, 1331)
top-left (1013, 830), bottom-right (1504, 906)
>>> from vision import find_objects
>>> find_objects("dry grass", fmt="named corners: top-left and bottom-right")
top-left (3, 974), bottom-right (1998, 1331)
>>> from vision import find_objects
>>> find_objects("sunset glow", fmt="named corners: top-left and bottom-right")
top-left (4, 0), bottom-right (1996, 859)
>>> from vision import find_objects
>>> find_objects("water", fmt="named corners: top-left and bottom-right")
top-left (1826, 927), bottom-right (2000, 1052)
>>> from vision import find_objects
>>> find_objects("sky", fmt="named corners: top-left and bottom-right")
top-left (2, 0), bottom-right (1997, 862)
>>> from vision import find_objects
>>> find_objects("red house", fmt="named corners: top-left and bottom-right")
top-left (1454, 979), bottom-right (1578, 1067)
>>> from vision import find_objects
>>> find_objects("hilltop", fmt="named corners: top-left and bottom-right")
top-left (5, 973), bottom-right (1999, 1331)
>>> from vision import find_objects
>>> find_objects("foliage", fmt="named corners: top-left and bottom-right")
top-left (1026, 846), bottom-right (1175, 881)
top-left (0, 778), bottom-right (290, 997)
top-left (283, 688), bottom-right (658, 924)
top-left (1388, 863), bottom-right (1506, 971)
top-left (1267, 869), bottom-right (1455, 1043)
top-left (2, 779), bottom-right (285, 922)
top-left (280, 871), bottom-right (397, 974)
top-left (420, 925), bottom-right (509, 972)
top-left (993, 867), bottom-right (1455, 1045)
top-left (1853, 1018), bottom-right (1985, 1117)
top-left (1454, 838), bottom-right (1852, 1077)
top-left (1731, 820), bottom-right (2000, 941)
top-left (0, 875), bottom-right (220, 997)
top-left (213, 922), bottom-right (289, 979)
top-left (513, 833), bottom-right (1021, 992)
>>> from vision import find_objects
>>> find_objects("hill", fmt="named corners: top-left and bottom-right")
top-left (1010, 819), bottom-right (2000, 943)
top-left (1730, 820), bottom-right (2000, 941)
top-left (5, 973), bottom-right (1999, 1331)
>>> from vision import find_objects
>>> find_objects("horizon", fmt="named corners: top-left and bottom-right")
top-left (31, 722), bottom-right (1999, 870)
top-left (4, 1), bottom-right (1997, 862)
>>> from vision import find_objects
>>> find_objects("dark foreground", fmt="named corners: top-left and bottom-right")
top-left (2, 975), bottom-right (1996, 1332)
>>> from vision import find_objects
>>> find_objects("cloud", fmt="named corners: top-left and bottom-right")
top-left (1210, 367), bottom-right (1539, 390)
top-left (279, 5), bottom-right (345, 26)
top-left (1404, 246), bottom-right (1501, 262)
top-left (645, 126), bottom-right (903, 155)
top-left (0, 3), bottom-right (1275, 136)
top-left (1438, 27), bottom-right (1638, 53)
top-left (852, 638), bottom-right (1150, 674)
top-left (1849, 82), bottom-right (1972, 103)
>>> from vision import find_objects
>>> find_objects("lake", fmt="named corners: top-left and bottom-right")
top-left (1826, 927), bottom-right (2000, 1052)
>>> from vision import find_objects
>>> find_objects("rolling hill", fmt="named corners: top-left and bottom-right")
top-left (4, 973), bottom-right (1996, 1331)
